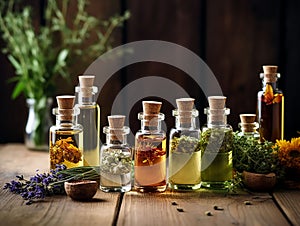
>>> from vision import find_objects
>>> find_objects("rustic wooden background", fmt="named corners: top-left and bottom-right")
top-left (0, 0), bottom-right (299, 144)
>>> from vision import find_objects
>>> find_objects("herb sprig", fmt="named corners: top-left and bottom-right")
top-left (3, 165), bottom-right (100, 205)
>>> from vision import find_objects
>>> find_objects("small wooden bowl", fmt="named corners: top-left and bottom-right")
top-left (243, 171), bottom-right (276, 192)
top-left (64, 180), bottom-right (98, 201)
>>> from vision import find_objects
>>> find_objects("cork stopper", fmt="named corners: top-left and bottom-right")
top-left (262, 65), bottom-right (278, 83)
top-left (240, 114), bottom-right (256, 123)
top-left (208, 96), bottom-right (226, 109)
top-left (143, 101), bottom-right (162, 115)
top-left (56, 95), bottom-right (75, 121)
top-left (108, 115), bottom-right (125, 128)
top-left (176, 98), bottom-right (195, 124)
top-left (239, 114), bottom-right (258, 133)
top-left (176, 98), bottom-right (194, 112)
top-left (78, 75), bottom-right (95, 97)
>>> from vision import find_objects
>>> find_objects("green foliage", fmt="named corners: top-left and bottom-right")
top-left (0, 0), bottom-right (130, 100)
top-left (0, 0), bottom-right (129, 146)
top-left (232, 132), bottom-right (283, 177)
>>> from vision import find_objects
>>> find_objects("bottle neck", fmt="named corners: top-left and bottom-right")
top-left (106, 134), bottom-right (128, 145)
top-left (103, 126), bottom-right (129, 145)
top-left (205, 108), bottom-right (230, 127)
top-left (75, 86), bottom-right (98, 105)
top-left (175, 116), bottom-right (197, 129)
top-left (53, 107), bottom-right (79, 127)
top-left (138, 112), bottom-right (164, 132)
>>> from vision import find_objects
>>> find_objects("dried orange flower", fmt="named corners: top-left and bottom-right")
top-left (276, 137), bottom-right (300, 169)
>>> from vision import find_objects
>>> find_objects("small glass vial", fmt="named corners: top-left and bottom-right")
top-left (75, 75), bottom-right (100, 166)
top-left (134, 101), bottom-right (167, 192)
top-left (238, 114), bottom-right (259, 139)
top-left (49, 96), bottom-right (83, 169)
top-left (100, 115), bottom-right (132, 192)
top-left (169, 98), bottom-right (201, 190)
top-left (257, 65), bottom-right (284, 142)
top-left (200, 96), bottom-right (233, 189)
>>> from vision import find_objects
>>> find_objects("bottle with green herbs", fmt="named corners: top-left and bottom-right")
top-left (257, 65), bottom-right (284, 142)
top-left (238, 114), bottom-right (259, 139)
top-left (200, 96), bottom-right (233, 189)
top-left (100, 115), bottom-right (132, 192)
top-left (134, 101), bottom-right (167, 193)
top-left (169, 98), bottom-right (201, 190)
top-left (49, 96), bottom-right (83, 169)
top-left (75, 75), bottom-right (100, 167)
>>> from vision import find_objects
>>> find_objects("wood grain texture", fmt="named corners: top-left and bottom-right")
top-left (117, 191), bottom-right (289, 226)
top-left (273, 190), bottom-right (300, 226)
top-left (0, 144), bottom-right (120, 226)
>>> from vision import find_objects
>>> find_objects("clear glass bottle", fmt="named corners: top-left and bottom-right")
top-left (238, 114), bottom-right (260, 139)
top-left (49, 96), bottom-right (83, 169)
top-left (100, 115), bottom-right (132, 192)
top-left (75, 75), bottom-right (100, 166)
top-left (169, 98), bottom-right (201, 190)
top-left (200, 96), bottom-right (233, 189)
top-left (257, 65), bottom-right (284, 142)
top-left (134, 101), bottom-right (167, 192)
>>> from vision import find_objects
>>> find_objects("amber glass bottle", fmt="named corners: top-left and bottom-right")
top-left (257, 65), bottom-right (284, 142)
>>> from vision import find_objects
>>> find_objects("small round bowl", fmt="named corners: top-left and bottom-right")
top-left (243, 171), bottom-right (276, 192)
top-left (64, 180), bottom-right (98, 201)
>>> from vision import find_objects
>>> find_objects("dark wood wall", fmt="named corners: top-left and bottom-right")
top-left (1, 0), bottom-right (299, 144)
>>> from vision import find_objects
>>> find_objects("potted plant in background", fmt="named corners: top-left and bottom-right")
top-left (233, 133), bottom-right (284, 191)
top-left (0, 0), bottom-right (129, 150)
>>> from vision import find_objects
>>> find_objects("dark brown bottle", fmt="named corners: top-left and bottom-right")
top-left (257, 65), bottom-right (284, 142)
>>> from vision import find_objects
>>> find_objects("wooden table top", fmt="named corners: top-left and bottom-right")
top-left (0, 144), bottom-right (299, 226)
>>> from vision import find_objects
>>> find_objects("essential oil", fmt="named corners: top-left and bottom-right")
top-left (75, 75), bottom-right (100, 166)
top-left (257, 65), bottom-right (284, 142)
top-left (49, 96), bottom-right (83, 169)
top-left (200, 96), bottom-right (233, 189)
top-left (100, 115), bottom-right (132, 192)
top-left (134, 101), bottom-right (167, 192)
top-left (169, 98), bottom-right (201, 190)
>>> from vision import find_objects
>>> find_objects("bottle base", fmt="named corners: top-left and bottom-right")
top-left (100, 185), bottom-right (131, 193)
top-left (134, 185), bottom-right (166, 193)
top-left (168, 183), bottom-right (201, 191)
top-left (201, 181), bottom-right (229, 190)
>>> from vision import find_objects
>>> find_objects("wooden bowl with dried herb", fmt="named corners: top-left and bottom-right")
top-left (233, 132), bottom-right (283, 191)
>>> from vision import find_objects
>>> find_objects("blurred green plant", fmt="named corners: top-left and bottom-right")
top-left (0, 0), bottom-right (129, 147)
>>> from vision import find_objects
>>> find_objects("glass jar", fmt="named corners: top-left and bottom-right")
top-left (100, 116), bottom-right (132, 192)
top-left (75, 75), bottom-right (100, 166)
top-left (200, 106), bottom-right (233, 189)
top-left (134, 101), bottom-right (167, 193)
top-left (49, 96), bottom-right (83, 169)
top-left (169, 107), bottom-right (201, 190)
top-left (238, 114), bottom-right (260, 139)
top-left (257, 65), bottom-right (284, 142)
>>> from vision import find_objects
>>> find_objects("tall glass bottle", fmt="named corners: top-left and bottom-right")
top-left (169, 98), bottom-right (201, 190)
top-left (75, 75), bottom-right (100, 166)
top-left (134, 101), bottom-right (167, 192)
top-left (100, 115), bottom-right (132, 192)
top-left (257, 65), bottom-right (284, 142)
top-left (238, 114), bottom-right (259, 139)
top-left (49, 95), bottom-right (83, 169)
top-left (200, 96), bottom-right (233, 189)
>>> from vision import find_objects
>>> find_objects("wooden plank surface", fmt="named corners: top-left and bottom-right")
top-left (0, 144), bottom-right (120, 226)
top-left (118, 191), bottom-right (289, 226)
top-left (273, 190), bottom-right (300, 226)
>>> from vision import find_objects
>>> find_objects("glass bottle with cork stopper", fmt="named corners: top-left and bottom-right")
top-left (257, 65), bottom-right (284, 142)
top-left (238, 114), bottom-right (259, 139)
top-left (75, 75), bottom-right (100, 166)
top-left (200, 96), bottom-right (233, 189)
top-left (134, 101), bottom-right (167, 192)
top-left (169, 98), bottom-right (201, 190)
top-left (49, 95), bottom-right (83, 169)
top-left (100, 115), bottom-right (132, 192)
